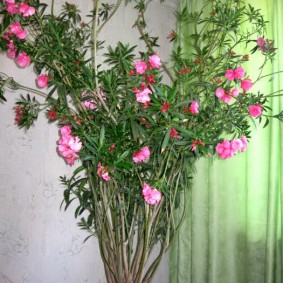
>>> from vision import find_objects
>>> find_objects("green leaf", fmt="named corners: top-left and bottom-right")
top-left (161, 129), bottom-right (171, 153)
top-left (99, 125), bottom-right (105, 148)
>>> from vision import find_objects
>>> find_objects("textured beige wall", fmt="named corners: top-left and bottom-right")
top-left (0, 1), bottom-right (175, 282)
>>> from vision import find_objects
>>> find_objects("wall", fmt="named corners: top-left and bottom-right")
top-left (0, 1), bottom-right (175, 282)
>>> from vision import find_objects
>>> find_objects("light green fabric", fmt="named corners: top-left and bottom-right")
top-left (170, 0), bottom-right (283, 282)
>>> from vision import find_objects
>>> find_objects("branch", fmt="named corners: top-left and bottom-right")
top-left (97, 0), bottom-right (123, 34)
top-left (135, 13), bottom-right (176, 83)
top-left (92, 0), bottom-right (117, 124)
top-left (0, 72), bottom-right (48, 99)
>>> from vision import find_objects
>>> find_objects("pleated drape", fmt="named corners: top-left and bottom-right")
top-left (170, 0), bottom-right (283, 282)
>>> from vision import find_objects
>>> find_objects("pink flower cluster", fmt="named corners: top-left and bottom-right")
top-left (142, 183), bottom-right (162, 205)
top-left (13, 105), bottom-right (23, 125)
top-left (97, 162), bottom-right (110, 181)
top-left (215, 87), bottom-right (240, 103)
top-left (36, 74), bottom-right (49, 88)
top-left (132, 55), bottom-right (162, 106)
top-left (225, 66), bottom-right (253, 91)
top-left (6, 39), bottom-right (30, 67)
top-left (134, 86), bottom-right (152, 104)
top-left (133, 146), bottom-right (150, 163)
top-left (131, 148), bottom-right (161, 205)
top-left (257, 37), bottom-right (267, 52)
top-left (3, 1), bottom-right (35, 68)
top-left (225, 67), bottom-right (245, 81)
top-left (216, 66), bottom-right (253, 104)
top-left (7, 22), bottom-right (27, 39)
top-left (58, 125), bottom-right (82, 166)
top-left (5, 0), bottom-right (35, 16)
top-left (256, 37), bottom-right (275, 53)
top-left (135, 55), bottom-right (162, 75)
top-left (5, 23), bottom-right (30, 67)
top-left (216, 136), bottom-right (247, 159)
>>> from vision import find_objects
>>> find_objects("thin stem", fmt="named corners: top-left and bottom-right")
top-left (0, 73), bottom-right (48, 98)
top-left (255, 57), bottom-right (267, 83)
top-left (97, 0), bottom-right (123, 33)
top-left (263, 93), bottom-right (283, 98)
top-left (51, 0), bottom-right (55, 16)
top-left (254, 70), bottom-right (283, 83)
top-left (6, 83), bottom-right (48, 99)
top-left (91, 0), bottom-right (96, 69)
top-left (91, 0), bottom-right (117, 124)
top-left (135, 205), bottom-right (150, 283)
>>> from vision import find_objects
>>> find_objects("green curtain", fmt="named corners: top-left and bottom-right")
top-left (170, 0), bottom-right (283, 282)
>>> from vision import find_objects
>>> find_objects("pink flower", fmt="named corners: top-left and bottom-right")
top-left (36, 74), bottom-right (49, 88)
top-left (135, 61), bottom-right (147, 74)
top-left (133, 146), bottom-right (150, 163)
top-left (189, 101), bottom-right (199, 114)
top-left (136, 88), bottom-right (151, 103)
top-left (60, 125), bottom-right (72, 136)
top-left (16, 52), bottom-right (30, 68)
top-left (7, 47), bottom-right (16, 59)
top-left (215, 88), bottom-right (231, 104)
top-left (148, 55), bottom-right (161, 69)
top-left (82, 100), bottom-right (96, 110)
top-left (6, 3), bottom-right (18, 14)
top-left (225, 69), bottom-right (235, 81)
top-left (19, 3), bottom-right (35, 17)
top-left (222, 95), bottom-right (232, 104)
top-left (81, 93), bottom-right (97, 110)
top-left (249, 104), bottom-right (262, 118)
top-left (257, 37), bottom-right (266, 47)
top-left (97, 162), bottom-right (110, 181)
top-left (241, 78), bottom-right (253, 91)
top-left (9, 22), bottom-right (22, 34)
top-left (215, 88), bottom-right (225, 98)
top-left (233, 67), bottom-right (245, 79)
top-left (142, 183), bottom-right (162, 205)
top-left (231, 88), bottom-right (239, 97)
top-left (215, 140), bottom-right (233, 159)
top-left (16, 29), bottom-right (28, 39)
top-left (6, 41), bottom-right (15, 49)
top-left (230, 138), bottom-right (242, 155)
top-left (68, 136), bottom-right (82, 152)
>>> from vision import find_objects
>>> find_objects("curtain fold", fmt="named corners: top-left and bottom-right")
top-left (170, 0), bottom-right (283, 282)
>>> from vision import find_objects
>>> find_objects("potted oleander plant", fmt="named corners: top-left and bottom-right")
top-left (0, 0), bottom-right (282, 282)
